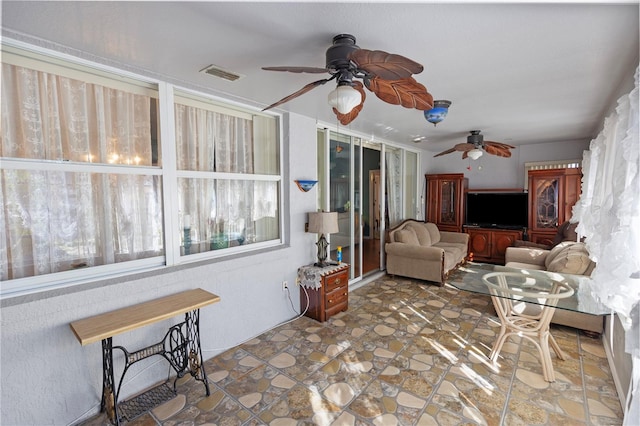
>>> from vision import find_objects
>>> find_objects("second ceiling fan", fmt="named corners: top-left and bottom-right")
top-left (261, 34), bottom-right (434, 125)
top-left (434, 130), bottom-right (516, 160)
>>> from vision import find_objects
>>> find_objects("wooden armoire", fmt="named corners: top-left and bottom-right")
top-left (425, 173), bottom-right (468, 232)
top-left (527, 167), bottom-right (582, 245)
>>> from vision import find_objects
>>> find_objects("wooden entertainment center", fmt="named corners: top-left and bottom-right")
top-left (463, 186), bottom-right (526, 264)
top-left (426, 168), bottom-right (582, 265)
top-left (465, 226), bottom-right (523, 264)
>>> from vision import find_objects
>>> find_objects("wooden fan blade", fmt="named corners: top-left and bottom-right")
top-left (434, 144), bottom-right (473, 157)
top-left (262, 66), bottom-right (329, 74)
top-left (483, 144), bottom-right (510, 157)
top-left (349, 49), bottom-right (423, 80)
top-left (455, 143), bottom-right (474, 151)
top-left (433, 147), bottom-right (457, 157)
top-left (485, 141), bottom-right (516, 149)
top-left (366, 77), bottom-right (434, 110)
top-left (262, 78), bottom-right (332, 111)
top-left (484, 145), bottom-right (512, 157)
top-left (484, 141), bottom-right (515, 158)
top-left (333, 81), bottom-right (366, 125)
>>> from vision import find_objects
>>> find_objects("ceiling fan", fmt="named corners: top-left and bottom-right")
top-left (261, 34), bottom-right (434, 125)
top-left (434, 130), bottom-right (515, 160)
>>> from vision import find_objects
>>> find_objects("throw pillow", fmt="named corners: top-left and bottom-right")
top-left (407, 223), bottom-right (432, 246)
top-left (425, 222), bottom-right (441, 245)
top-left (546, 243), bottom-right (592, 275)
top-left (544, 241), bottom-right (576, 269)
top-left (396, 229), bottom-right (420, 246)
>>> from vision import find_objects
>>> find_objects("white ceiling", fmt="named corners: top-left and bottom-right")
top-left (2, 1), bottom-right (639, 152)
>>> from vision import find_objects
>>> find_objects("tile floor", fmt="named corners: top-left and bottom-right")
top-left (83, 274), bottom-right (623, 425)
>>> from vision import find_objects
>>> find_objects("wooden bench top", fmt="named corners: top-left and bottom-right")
top-left (70, 288), bottom-right (220, 346)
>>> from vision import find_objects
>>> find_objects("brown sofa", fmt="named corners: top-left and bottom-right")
top-left (504, 241), bottom-right (603, 334)
top-left (385, 219), bottom-right (469, 285)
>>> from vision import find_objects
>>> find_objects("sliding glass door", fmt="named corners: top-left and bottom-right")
top-left (317, 129), bottom-right (420, 283)
top-left (325, 131), bottom-right (362, 279)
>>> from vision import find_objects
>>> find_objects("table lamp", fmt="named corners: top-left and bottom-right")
top-left (307, 211), bottom-right (339, 267)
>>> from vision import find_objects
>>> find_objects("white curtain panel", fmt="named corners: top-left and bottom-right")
top-left (572, 66), bottom-right (639, 424)
top-left (573, 66), bottom-right (639, 324)
top-left (175, 103), bottom-right (266, 245)
top-left (0, 64), bottom-right (160, 280)
top-left (385, 148), bottom-right (402, 227)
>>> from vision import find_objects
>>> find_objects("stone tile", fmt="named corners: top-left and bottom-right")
top-left (79, 274), bottom-right (623, 426)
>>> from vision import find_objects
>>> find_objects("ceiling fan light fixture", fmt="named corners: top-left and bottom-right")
top-left (328, 84), bottom-right (362, 114)
top-left (424, 100), bottom-right (452, 126)
top-left (468, 148), bottom-right (483, 160)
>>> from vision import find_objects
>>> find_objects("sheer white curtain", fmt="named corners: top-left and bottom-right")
top-left (175, 104), bottom-right (258, 247)
top-left (572, 66), bottom-right (639, 424)
top-left (385, 148), bottom-right (403, 227)
top-left (1, 64), bottom-right (159, 280)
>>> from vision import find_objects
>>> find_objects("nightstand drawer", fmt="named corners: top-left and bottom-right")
top-left (325, 286), bottom-right (348, 309)
top-left (325, 300), bottom-right (348, 318)
top-left (298, 264), bottom-right (350, 322)
top-left (325, 268), bottom-right (348, 292)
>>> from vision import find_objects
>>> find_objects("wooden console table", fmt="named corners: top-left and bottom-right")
top-left (465, 226), bottom-right (524, 264)
top-left (70, 288), bottom-right (220, 425)
top-left (297, 263), bottom-right (349, 322)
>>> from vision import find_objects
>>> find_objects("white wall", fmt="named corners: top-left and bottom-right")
top-left (423, 139), bottom-right (589, 189)
top-left (0, 113), bottom-right (319, 425)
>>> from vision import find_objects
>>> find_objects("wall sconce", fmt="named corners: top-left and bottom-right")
top-left (424, 100), bottom-right (452, 126)
top-left (295, 180), bottom-right (317, 192)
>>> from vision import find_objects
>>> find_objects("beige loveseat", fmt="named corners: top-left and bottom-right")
top-left (505, 241), bottom-right (595, 276)
top-left (385, 219), bottom-right (469, 285)
top-left (504, 241), bottom-right (603, 334)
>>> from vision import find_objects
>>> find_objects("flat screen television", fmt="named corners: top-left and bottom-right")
top-left (465, 192), bottom-right (528, 229)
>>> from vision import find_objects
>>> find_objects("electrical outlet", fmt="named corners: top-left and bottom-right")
top-left (282, 281), bottom-right (288, 291)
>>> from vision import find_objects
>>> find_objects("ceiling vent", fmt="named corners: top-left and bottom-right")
top-left (200, 64), bottom-right (244, 82)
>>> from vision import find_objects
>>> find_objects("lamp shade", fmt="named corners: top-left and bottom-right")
top-left (327, 85), bottom-right (362, 114)
top-left (424, 100), bottom-right (451, 126)
top-left (468, 148), bottom-right (483, 160)
top-left (308, 211), bottom-right (339, 234)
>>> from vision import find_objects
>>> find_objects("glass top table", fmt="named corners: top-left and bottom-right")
top-left (445, 262), bottom-right (609, 316)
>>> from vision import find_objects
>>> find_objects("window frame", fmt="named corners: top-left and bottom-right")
top-left (0, 40), bottom-right (284, 299)
top-left (169, 88), bottom-right (284, 262)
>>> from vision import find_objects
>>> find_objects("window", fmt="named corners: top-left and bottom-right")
top-left (0, 44), bottom-right (282, 297)
top-left (1, 50), bottom-right (163, 288)
top-left (174, 94), bottom-right (280, 257)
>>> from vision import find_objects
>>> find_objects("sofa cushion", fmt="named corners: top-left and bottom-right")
top-left (514, 240), bottom-right (552, 250)
top-left (433, 242), bottom-right (466, 261)
top-left (505, 261), bottom-right (546, 271)
top-left (395, 229), bottom-right (420, 246)
top-left (425, 222), bottom-right (441, 245)
top-left (407, 223), bottom-right (432, 246)
top-left (546, 243), bottom-right (592, 275)
top-left (544, 241), bottom-right (575, 269)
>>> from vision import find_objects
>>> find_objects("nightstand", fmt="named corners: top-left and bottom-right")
top-left (297, 263), bottom-right (349, 322)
